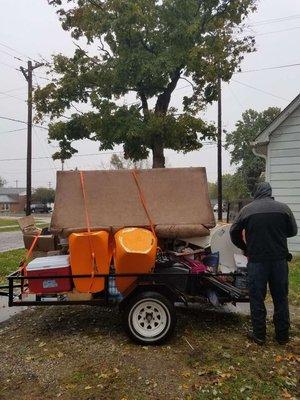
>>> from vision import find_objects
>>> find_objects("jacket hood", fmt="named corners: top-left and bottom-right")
top-left (254, 182), bottom-right (272, 199)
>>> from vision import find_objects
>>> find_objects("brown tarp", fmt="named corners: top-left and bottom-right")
top-left (50, 167), bottom-right (215, 238)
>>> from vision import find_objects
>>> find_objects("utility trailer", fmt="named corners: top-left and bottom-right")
top-left (0, 167), bottom-right (250, 344)
top-left (0, 268), bottom-right (249, 345)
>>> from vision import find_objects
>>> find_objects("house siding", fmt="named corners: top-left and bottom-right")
top-left (266, 107), bottom-right (300, 252)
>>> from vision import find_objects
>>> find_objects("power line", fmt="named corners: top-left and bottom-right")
top-left (0, 48), bottom-right (23, 62)
top-left (35, 74), bottom-right (52, 81)
top-left (231, 79), bottom-right (288, 101)
top-left (0, 41), bottom-right (36, 62)
top-left (0, 86), bottom-right (26, 94)
top-left (0, 90), bottom-right (25, 102)
top-left (248, 14), bottom-right (300, 27)
top-left (0, 144), bottom-right (216, 163)
top-left (0, 115), bottom-right (48, 130)
top-left (0, 151), bottom-right (123, 162)
top-left (0, 128), bottom-right (27, 135)
top-left (237, 62), bottom-right (300, 74)
top-left (0, 60), bottom-right (19, 71)
top-left (255, 26), bottom-right (300, 37)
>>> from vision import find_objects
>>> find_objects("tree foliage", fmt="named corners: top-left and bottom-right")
top-left (35, 0), bottom-right (256, 167)
top-left (225, 107), bottom-right (281, 194)
top-left (208, 172), bottom-right (248, 202)
top-left (32, 188), bottom-right (56, 204)
top-left (110, 153), bottom-right (150, 170)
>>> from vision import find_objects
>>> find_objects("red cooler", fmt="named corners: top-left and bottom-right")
top-left (26, 255), bottom-right (72, 294)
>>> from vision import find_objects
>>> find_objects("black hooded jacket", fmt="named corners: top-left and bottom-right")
top-left (230, 182), bottom-right (298, 262)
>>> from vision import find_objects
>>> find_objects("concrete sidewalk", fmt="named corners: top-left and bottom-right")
top-left (0, 231), bottom-right (23, 252)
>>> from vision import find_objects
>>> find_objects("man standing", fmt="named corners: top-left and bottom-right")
top-left (230, 182), bottom-right (298, 345)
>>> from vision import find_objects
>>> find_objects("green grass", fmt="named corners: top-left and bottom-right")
top-left (0, 222), bottom-right (48, 232)
top-left (0, 218), bottom-right (19, 227)
top-left (0, 248), bottom-right (26, 282)
top-left (289, 257), bottom-right (300, 306)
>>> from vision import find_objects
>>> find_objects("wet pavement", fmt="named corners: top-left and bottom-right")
top-left (0, 231), bottom-right (23, 252)
top-left (0, 297), bottom-right (26, 323)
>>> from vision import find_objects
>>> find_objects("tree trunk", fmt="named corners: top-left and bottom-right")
top-left (152, 141), bottom-right (165, 168)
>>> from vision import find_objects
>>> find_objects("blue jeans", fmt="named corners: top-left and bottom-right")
top-left (247, 260), bottom-right (289, 339)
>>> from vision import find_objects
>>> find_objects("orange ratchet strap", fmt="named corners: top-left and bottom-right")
top-left (19, 231), bottom-right (42, 275)
top-left (79, 171), bottom-right (98, 291)
top-left (131, 170), bottom-right (156, 238)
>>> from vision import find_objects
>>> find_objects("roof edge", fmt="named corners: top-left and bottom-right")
top-left (254, 93), bottom-right (300, 144)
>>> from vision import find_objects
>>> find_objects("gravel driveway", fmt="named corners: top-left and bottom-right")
top-left (0, 231), bottom-right (23, 252)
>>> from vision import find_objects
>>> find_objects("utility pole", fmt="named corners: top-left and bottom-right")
top-left (20, 61), bottom-right (43, 215)
top-left (15, 180), bottom-right (18, 188)
top-left (217, 75), bottom-right (223, 222)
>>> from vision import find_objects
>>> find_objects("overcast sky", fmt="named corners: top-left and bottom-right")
top-left (0, 0), bottom-right (300, 188)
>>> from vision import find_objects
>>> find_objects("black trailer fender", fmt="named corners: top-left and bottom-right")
top-left (119, 282), bottom-right (186, 311)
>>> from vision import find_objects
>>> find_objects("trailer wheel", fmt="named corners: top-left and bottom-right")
top-left (123, 291), bottom-right (176, 345)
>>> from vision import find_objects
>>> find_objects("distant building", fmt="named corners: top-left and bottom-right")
top-left (252, 93), bottom-right (300, 252)
top-left (0, 187), bottom-right (26, 213)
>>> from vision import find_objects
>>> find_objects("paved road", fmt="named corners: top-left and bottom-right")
top-left (0, 231), bottom-right (23, 252)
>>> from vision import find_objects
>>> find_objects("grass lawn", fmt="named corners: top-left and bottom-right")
top-left (0, 223), bottom-right (48, 233)
top-left (289, 258), bottom-right (300, 307)
top-left (0, 218), bottom-right (19, 227)
top-left (0, 249), bottom-right (26, 282)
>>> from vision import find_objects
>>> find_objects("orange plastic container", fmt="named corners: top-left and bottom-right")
top-left (69, 231), bottom-right (112, 293)
top-left (114, 228), bottom-right (157, 293)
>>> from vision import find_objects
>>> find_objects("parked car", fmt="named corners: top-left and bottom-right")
top-left (24, 203), bottom-right (51, 213)
top-left (213, 203), bottom-right (226, 213)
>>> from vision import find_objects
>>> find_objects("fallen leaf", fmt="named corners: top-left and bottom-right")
top-left (282, 389), bottom-right (292, 399)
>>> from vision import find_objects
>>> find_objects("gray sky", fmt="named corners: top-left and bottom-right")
top-left (0, 0), bottom-right (300, 188)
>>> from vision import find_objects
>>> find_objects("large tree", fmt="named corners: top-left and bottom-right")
top-left (225, 107), bottom-right (281, 194)
top-left (35, 0), bottom-right (256, 168)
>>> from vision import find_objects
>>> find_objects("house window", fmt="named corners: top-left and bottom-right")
top-left (1, 203), bottom-right (10, 212)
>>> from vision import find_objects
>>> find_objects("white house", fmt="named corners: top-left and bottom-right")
top-left (252, 93), bottom-right (300, 253)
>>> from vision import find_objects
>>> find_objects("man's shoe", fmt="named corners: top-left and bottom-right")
top-left (247, 331), bottom-right (266, 345)
top-left (275, 336), bottom-right (289, 345)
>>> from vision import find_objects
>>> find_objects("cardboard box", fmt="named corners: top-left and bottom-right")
top-left (23, 234), bottom-right (56, 252)
top-left (18, 215), bottom-right (57, 252)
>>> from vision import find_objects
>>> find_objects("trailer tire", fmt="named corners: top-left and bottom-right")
top-left (123, 291), bottom-right (176, 345)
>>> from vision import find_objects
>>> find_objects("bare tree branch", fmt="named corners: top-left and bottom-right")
top-left (179, 77), bottom-right (195, 89)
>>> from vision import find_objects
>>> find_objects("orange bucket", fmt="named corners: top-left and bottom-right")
top-left (69, 231), bottom-right (112, 293)
top-left (114, 227), bottom-right (157, 293)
